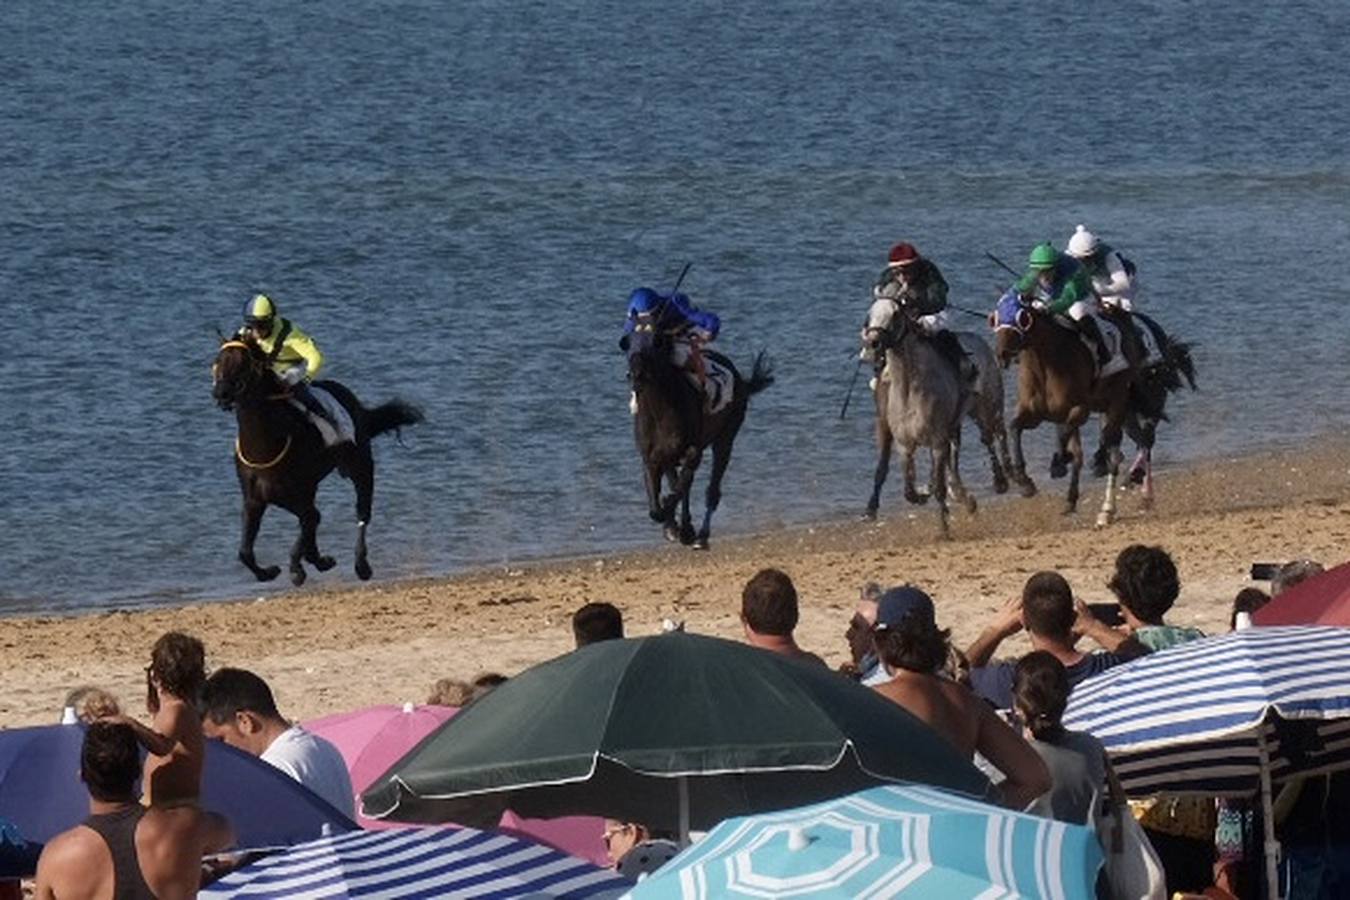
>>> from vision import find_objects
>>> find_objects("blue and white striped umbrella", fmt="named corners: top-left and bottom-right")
top-left (1064, 626), bottom-right (1350, 797)
top-left (629, 785), bottom-right (1102, 900)
top-left (201, 826), bottom-right (632, 899)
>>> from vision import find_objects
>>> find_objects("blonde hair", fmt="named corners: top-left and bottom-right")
top-left (426, 678), bottom-right (475, 707)
top-left (64, 686), bottom-right (122, 723)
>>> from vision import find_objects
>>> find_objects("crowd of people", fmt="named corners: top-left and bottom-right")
top-left (3, 550), bottom-right (1343, 898)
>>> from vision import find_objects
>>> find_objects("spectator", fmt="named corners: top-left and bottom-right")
top-left (63, 686), bottom-right (121, 724)
top-left (1107, 544), bottom-right (1204, 650)
top-left (739, 568), bottom-right (826, 666)
top-left (964, 571), bottom-right (1150, 710)
top-left (869, 586), bottom-right (1050, 810)
top-left (1272, 559), bottom-right (1324, 596)
top-left (200, 668), bottom-right (355, 818)
top-left (104, 632), bottom-right (206, 806)
top-left (33, 722), bottom-right (232, 900)
top-left (426, 678), bottom-right (475, 707)
top-left (842, 582), bottom-right (884, 681)
top-left (573, 602), bottom-right (624, 647)
top-left (1013, 652), bottom-right (1116, 825)
top-left (1230, 586), bottom-right (1270, 629)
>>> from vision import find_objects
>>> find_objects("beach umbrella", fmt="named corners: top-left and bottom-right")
top-left (1252, 560), bottom-right (1350, 626)
top-left (1064, 625), bottom-right (1350, 899)
top-left (302, 703), bottom-right (457, 830)
top-left (363, 633), bottom-right (991, 840)
top-left (0, 723), bottom-right (355, 848)
top-left (629, 784), bottom-right (1102, 900)
top-left (304, 703), bottom-right (609, 865)
top-left (198, 825), bottom-right (631, 899)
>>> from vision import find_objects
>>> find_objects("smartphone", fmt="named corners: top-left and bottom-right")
top-left (1250, 562), bottom-right (1281, 581)
top-left (1085, 602), bottom-right (1125, 627)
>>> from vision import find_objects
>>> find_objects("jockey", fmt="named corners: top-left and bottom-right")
top-left (1015, 242), bottom-right (1112, 367)
top-left (871, 242), bottom-right (974, 383)
top-left (238, 293), bottom-right (336, 431)
top-left (1066, 224), bottom-right (1138, 312)
top-left (624, 286), bottom-right (720, 394)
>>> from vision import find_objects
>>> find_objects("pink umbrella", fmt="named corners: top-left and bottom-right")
top-left (1253, 560), bottom-right (1350, 627)
top-left (303, 704), bottom-right (609, 866)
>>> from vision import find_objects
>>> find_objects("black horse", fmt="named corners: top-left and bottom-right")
top-left (624, 328), bottom-right (773, 548)
top-left (212, 336), bottom-right (423, 585)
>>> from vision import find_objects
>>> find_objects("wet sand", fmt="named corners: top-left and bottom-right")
top-left (2, 439), bottom-right (1347, 728)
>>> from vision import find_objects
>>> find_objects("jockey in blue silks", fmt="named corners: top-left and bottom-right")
top-left (624, 287), bottom-right (721, 393)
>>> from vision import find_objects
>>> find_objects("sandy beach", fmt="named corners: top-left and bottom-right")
top-left (2, 439), bottom-right (1347, 730)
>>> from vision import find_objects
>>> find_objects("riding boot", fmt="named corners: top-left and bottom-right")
top-left (1076, 316), bottom-right (1112, 367)
top-left (933, 330), bottom-right (977, 385)
top-left (295, 384), bottom-right (339, 433)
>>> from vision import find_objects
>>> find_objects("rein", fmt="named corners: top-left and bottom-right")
top-left (235, 434), bottom-right (292, 469)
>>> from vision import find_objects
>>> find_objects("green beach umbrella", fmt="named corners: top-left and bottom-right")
top-left (362, 633), bottom-right (990, 839)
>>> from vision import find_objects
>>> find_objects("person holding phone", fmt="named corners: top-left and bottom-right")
top-left (1106, 545), bottom-right (1204, 651)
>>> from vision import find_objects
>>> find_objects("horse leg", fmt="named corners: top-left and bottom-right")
top-left (975, 404), bottom-right (1009, 495)
top-left (947, 430), bottom-right (977, 515)
top-left (679, 479), bottom-right (696, 546)
top-left (1050, 424), bottom-right (1071, 479)
top-left (695, 434), bottom-right (736, 550)
top-left (288, 505), bottom-right (320, 586)
top-left (351, 448), bottom-right (374, 580)
top-left (865, 423), bottom-right (893, 519)
top-left (238, 499), bottom-right (281, 582)
top-left (932, 441), bottom-right (952, 539)
top-left (302, 505), bottom-right (337, 573)
top-left (1064, 427), bottom-right (1084, 515)
top-left (1097, 420), bottom-right (1126, 527)
top-left (666, 449), bottom-right (701, 543)
top-left (1009, 413), bottom-right (1037, 497)
top-left (901, 443), bottom-right (926, 505)
top-left (645, 461), bottom-right (666, 524)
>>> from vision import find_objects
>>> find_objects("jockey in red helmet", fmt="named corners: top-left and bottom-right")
top-left (870, 243), bottom-right (974, 384)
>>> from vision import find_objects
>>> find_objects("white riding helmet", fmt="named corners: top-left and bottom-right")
top-left (1067, 224), bottom-right (1100, 259)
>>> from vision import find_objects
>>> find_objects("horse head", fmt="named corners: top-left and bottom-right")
top-left (860, 297), bottom-right (911, 363)
top-left (990, 289), bottom-right (1034, 368)
top-left (623, 319), bottom-right (675, 390)
top-left (212, 336), bottom-right (276, 409)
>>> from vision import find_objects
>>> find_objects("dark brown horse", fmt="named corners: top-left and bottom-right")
top-left (623, 327), bottom-right (773, 548)
top-left (991, 291), bottom-right (1141, 526)
top-left (212, 337), bottom-right (423, 585)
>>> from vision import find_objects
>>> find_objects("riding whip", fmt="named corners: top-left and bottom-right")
top-left (839, 358), bottom-right (864, 420)
top-left (984, 251), bottom-right (1021, 280)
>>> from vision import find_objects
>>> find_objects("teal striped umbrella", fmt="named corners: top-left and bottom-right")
top-left (630, 785), bottom-right (1102, 900)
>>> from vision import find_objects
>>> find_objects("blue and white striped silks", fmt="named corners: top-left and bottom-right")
top-left (1064, 625), bottom-right (1350, 797)
top-left (201, 826), bottom-right (632, 899)
top-left (629, 784), bottom-right (1102, 900)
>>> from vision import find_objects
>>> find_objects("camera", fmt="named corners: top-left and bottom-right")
top-left (1250, 562), bottom-right (1281, 581)
top-left (1085, 602), bottom-right (1125, 627)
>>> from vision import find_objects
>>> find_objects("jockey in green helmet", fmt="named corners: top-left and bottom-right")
top-left (1014, 242), bottom-right (1112, 367)
top-left (238, 293), bottom-right (338, 432)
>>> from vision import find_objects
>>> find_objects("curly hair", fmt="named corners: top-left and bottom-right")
top-left (150, 632), bottom-right (206, 703)
top-left (1107, 545), bottom-right (1180, 624)
top-left (874, 616), bottom-right (951, 675)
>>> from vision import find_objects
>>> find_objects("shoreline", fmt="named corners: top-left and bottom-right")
top-left (2, 438), bottom-right (1347, 729)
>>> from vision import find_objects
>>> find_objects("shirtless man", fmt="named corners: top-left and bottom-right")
top-left (868, 586), bottom-right (1050, 810)
top-left (34, 722), bottom-right (233, 900)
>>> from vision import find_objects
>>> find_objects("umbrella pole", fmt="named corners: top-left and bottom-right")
top-left (1258, 726), bottom-right (1280, 899)
top-left (678, 776), bottom-right (690, 848)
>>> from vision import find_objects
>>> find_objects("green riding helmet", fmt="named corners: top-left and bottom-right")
top-left (1027, 242), bottom-right (1059, 270)
top-left (243, 293), bottom-right (277, 332)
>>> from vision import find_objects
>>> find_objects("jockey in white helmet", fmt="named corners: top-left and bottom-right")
top-left (1066, 225), bottom-right (1138, 312)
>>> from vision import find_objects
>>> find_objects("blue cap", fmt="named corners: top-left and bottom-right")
top-left (875, 586), bottom-right (935, 630)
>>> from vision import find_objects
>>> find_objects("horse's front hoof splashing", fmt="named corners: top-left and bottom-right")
top-left (355, 558), bottom-right (373, 581)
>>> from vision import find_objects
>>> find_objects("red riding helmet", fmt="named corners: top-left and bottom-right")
top-left (887, 242), bottom-right (920, 267)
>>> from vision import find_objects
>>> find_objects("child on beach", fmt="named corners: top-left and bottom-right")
top-left (105, 631), bottom-right (206, 806)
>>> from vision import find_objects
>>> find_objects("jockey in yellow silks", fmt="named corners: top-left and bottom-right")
top-left (238, 293), bottom-right (336, 432)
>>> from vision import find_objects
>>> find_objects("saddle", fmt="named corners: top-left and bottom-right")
top-left (288, 385), bottom-right (356, 447)
top-left (689, 355), bottom-right (734, 414)
top-left (1052, 312), bottom-right (1131, 378)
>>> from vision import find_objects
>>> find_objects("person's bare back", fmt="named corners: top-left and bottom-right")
top-left (35, 804), bottom-right (232, 900)
top-left (143, 698), bottom-right (205, 806)
top-left (875, 671), bottom-right (981, 755)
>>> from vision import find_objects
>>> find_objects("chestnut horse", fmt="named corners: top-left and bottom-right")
top-left (212, 336), bottom-right (423, 585)
top-left (991, 291), bottom-right (1141, 526)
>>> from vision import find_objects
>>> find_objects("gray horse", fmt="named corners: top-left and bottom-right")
top-left (859, 298), bottom-right (979, 537)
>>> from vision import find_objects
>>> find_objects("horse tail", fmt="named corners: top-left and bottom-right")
top-left (364, 399), bottom-right (425, 441)
top-left (745, 351), bottom-right (775, 397)
top-left (1164, 339), bottom-right (1198, 391)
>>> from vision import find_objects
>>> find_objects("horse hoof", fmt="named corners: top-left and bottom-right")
top-left (964, 496), bottom-right (978, 515)
top-left (1091, 461), bottom-right (1109, 478)
top-left (993, 477), bottom-right (1009, 495)
top-left (663, 525), bottom-right (680, 543)
top-left (905, 491), bottom-right (929, 506)
top-left (313, 555), bottom-right (336, 572)
top-left (1062, 503), bottom-right (1078, 517)
top-left (1129, 467), bottom-right (1146, 486)
top-left (1050, 460), bottom-right (1068, 480)
top-left (691, 536), bottom-right (710, 551)
top-left (679, 526), bottom-right (696, 546)
top-left (860, 508), bottom-right (878, 522)
top-left (1019, 481), bottom-right (1037, 498)
top-left (290, 568), bottom-right (307, 587)
top-left (1095, 510), bottom-right (1116, 528)
top-left (649, 509), bottom-right (667, 524)
top-left (355, 558), bottom-right (373, 580)
top-left (257, 565), bottom-right (281, 583)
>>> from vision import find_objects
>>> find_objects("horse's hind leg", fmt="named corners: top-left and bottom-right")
top-left (901, 444), bottom-right (926, 505)
top-left (1050, 425), bottom-right (1071, 479)
top-left (865, 419), bottom-right (893, 520)
top-left (679, 483), bottom-right (695, 546)
top-left (288, 505), bottom-right (321, 586)
top-left (1009, 413), bottom-right (1037, 497)
top-left (975, 405), bottom-right (1009, 495)
top-left (695, 435), bottom-right (736, 550)
top-left (351, 448), bottom-right (375, 580)
top-left (932, 441), bottom-right (952, 539)
top-left (238, 499), bottom-right (281, 582)
top-left (947, 431), bottom-right (977, 515)
top-left (1064, 427), bottom-right (1084, 516)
